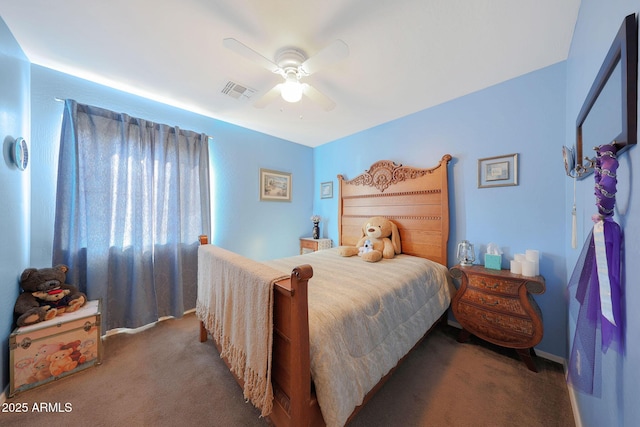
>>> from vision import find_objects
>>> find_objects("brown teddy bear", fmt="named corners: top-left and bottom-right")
top-left (14, 265), bottom-right (87, 327)
top-left (47, 348), bottom-right (78, 376)
top-left (28, 358), bottom-right (53, 384)
top-left (337, 216), bottom-right (402, 262)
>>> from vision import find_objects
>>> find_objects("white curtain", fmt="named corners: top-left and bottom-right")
top-left (53, 100), bottom-right (211, 331)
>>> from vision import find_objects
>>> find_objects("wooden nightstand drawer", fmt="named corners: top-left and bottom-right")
top-left (300, 239), bottom-right (317, 250)
top-left (463, 288), bottom-right (527, 316)
top-left (457, 302), bottom-right (534, 336)
top-left (468, 274), bottom-right (519, 296)
top-left (299, 238), bottom-right (332, 254)
top-left (456, 302), bottom-right (535, 347)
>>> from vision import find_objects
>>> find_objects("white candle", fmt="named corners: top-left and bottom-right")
top-left (514, 253), bottom-right (526, 263)
top-left (521, 260), bottom-right (536, 277)
top-left (510, 260), bottom-right (522, 275)
top-left (526, 250), bottom-right (540, 275)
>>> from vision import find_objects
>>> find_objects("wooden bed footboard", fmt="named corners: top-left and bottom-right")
top-left (198, 262), bottom-right (447, 427)
top-left (198, 254), bottom-right (321, 427)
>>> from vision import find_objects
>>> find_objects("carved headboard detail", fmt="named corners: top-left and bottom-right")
top-left (337, 155), bottom-right (452, 265)
top-left (346, 159), bottom-right (447, 192)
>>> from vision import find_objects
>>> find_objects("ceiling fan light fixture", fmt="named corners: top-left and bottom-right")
top-left (223, 38), bottom-right (348, 110)
top-left (281, 77), bottom-right (303, 103)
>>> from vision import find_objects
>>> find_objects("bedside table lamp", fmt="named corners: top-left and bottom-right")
top-left (456, 240), bottom-right (475, 266)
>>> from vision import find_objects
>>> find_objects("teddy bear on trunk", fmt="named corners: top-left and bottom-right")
top-left (14, 265), bottom-right (87, 327)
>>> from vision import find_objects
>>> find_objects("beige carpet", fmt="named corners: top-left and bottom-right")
top-left (1, 312), bottom-right (574, 427)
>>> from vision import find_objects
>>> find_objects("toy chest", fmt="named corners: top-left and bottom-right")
top-left (9, 299), bottom-right (102, 397)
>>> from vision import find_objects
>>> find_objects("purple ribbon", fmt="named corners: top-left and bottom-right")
top-left (567, 143), bottom-right (623, 395)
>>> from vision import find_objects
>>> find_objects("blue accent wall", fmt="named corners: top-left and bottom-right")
top-left (0, 16), bottom-right (30, 397)
top-left (314, 62), bottom-right (568, 358)
top-left (565, 2), bottom-right (640, 426)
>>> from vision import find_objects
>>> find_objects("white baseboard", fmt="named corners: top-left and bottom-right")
top-left (534, 348), bottom-right (564, 364)
top-left (447, 319), bottom-right (462, 329)
top-left (566, 381), bottom-right (583, 427)
top-left (104, 310), bottom-right (197, 338)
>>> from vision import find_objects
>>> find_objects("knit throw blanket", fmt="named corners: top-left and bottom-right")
top-left (196, 245), bottom-right (287, 417)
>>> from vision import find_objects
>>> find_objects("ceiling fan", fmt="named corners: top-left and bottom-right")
top-left (223, 38), bottom-right (349, 111)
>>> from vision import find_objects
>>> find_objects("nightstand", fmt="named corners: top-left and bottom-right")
top-left (300, 237), bottom-right (332, 254)
top-left (450, 265), bottom-right (545, 372)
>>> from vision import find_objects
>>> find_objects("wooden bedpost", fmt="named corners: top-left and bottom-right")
top-left (199, 235), bottom-right (209, 342)
top-left (288, 265), bottom-right (313, 427)
top-left (271, 264), bottom-right (316, 427)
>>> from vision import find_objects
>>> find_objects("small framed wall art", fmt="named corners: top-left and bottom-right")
top-left (478, 153), bottom-right (518, 188)
top-left (260, 168), bottom-right (292, 201)
top-left (320, 181), bottom-right (333, 199)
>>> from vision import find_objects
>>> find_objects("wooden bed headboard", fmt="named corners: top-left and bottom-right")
top-left (338, 154), bottom-right (452, 266)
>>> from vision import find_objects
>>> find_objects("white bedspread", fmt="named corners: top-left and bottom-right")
top-left (264, 248), bottom-right (454, 427)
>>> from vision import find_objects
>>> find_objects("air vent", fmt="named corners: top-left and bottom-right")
top-left (221, 81), bottom-right (256, 101)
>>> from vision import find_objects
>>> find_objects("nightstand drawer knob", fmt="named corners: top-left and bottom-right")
top-left (482, 281), bottom-right (499, 289)
top-left (480, 297), bottom-right (499, 306)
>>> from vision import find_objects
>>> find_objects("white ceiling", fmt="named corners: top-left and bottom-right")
top-left (0, 0), bottom-right (581, 147)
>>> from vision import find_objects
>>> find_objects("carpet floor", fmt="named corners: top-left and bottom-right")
top-left (1, 312), bottom-right (575, 427)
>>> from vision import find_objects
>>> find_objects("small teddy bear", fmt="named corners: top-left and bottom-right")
top-left (28, 358), bottom-right (52, 384)
top-left (358, 239), bottom-right (374, 256)
top-left (31, 288), bottom-right (72, 314)
top-left (26, 342), bottom-right (63, 384)
top-left (47, 348), bottom-right (78, 376)
top-left (61, 340), bottom-right (84, 365)
top-left (79, 338), bottom-right (99, 362)
top-left (13, 357), bottom-right (33, 388)
top-left (14, 265), bottom-right (87, 327)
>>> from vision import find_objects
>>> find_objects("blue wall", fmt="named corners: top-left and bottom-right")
top-left (0, 17), bottom-right (30, 398)
top-left (314, 62), bottom-right (568, 358)
top-left (565, 1), bottom-right (640, 426)
top-left (29, 65), bottom-right (313, 264)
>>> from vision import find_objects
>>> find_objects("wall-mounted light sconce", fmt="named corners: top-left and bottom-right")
top-left (563, 145), bottom-right (596, 178)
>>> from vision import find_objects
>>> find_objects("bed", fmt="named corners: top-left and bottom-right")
top-left (197, 155), bottom-right (453, 427)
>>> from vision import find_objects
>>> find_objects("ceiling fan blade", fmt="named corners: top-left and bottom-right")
top-left (253, 84), bottom-right (282, 108)
top-left (302, 83), bottom-right (336, 111)
top-left (300, 39), bottom-right (349, 76)
top-left (223, 38), bottom-right (281, 74)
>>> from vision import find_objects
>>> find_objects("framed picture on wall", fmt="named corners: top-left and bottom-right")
top-left (320, 181), bottom-right (333, 199)
top-left (478, 153), bottom-right (518, 188)
top-left (260, 168), bottom-right (292, 201)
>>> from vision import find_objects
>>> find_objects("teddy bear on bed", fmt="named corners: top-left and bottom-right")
top-left (338, 216), bottom-right (402, 262)
top-left (14, 264), bottom-right (87, 327)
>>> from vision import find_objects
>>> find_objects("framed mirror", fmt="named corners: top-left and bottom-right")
top-left (575, 13), bottom-right (638, 178)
